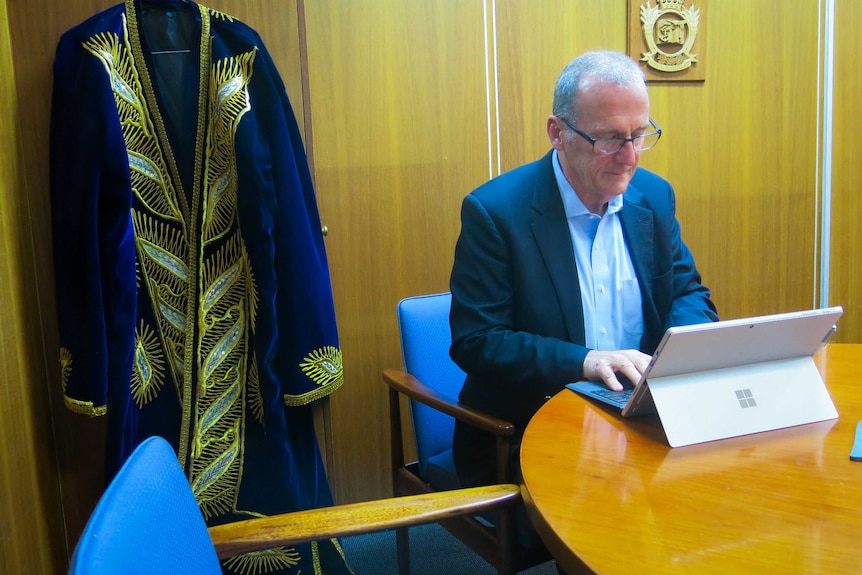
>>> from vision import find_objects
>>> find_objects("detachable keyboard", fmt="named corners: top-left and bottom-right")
top-left (588, 387), bottom-right (634, 408)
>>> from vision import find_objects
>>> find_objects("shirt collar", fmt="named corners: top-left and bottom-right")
top-left (552, 149), bottom-right (624, 218)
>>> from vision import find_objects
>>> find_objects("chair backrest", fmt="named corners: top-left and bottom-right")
top-left (68, 436), bottom-right (221, 575)
top-left (397, 292), bottom-right (467, 478)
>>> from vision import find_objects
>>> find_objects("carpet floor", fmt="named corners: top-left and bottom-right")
top-left (340, 522), bottom-right (559, 575)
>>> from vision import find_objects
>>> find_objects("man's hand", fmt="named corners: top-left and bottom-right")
top-left (583, 349), bottom-right (652, 392)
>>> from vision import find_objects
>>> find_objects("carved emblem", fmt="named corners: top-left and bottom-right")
top-left (639, 0), bottom-right (700, 73)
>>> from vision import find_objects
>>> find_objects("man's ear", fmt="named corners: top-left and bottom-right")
top-left (547, 116), bottom-right (565, 151)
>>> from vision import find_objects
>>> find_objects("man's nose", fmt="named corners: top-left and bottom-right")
top-left (614, 140), bottom-right (639, 165)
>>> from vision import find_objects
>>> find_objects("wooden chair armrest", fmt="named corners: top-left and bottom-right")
top-left (208, 484), bottom-right (522, 559)
top-left (382, 368), bottom-right (515, 437)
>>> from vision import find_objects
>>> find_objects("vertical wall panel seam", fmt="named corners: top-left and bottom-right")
top-left (296, 0), bottom-right (316, 183)
top-left (491, 0), bottom-right (501, 177)
top-left (482, 0), bottom-right (500, 178)
top-left (483, 0), bottom-right (493, 181)
top-left (818, 0), bottom-right (835, 309)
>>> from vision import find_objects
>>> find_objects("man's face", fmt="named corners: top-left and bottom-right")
top-left (548, 78), bottom-right (651, 213)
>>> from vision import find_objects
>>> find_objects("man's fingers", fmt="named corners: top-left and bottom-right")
top-left (597, 365), bottom-right (624, 391)
top-left (618, 365), bottom-right (644, 387)
top-left (584, 349), bottom-right (652, 391)
top-left (604, 375), bottom-right (624, 392)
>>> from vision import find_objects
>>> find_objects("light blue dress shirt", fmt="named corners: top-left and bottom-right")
top-left (552, 150), bottom-right (644, 351)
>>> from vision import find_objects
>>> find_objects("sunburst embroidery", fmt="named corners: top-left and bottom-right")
top-left (299, 346), bottom-right (343, 388)
top-left (59, 347), bottom-right (73, 392)
top-left (131, 320), bottom-right (166, 406)
top-left (222, 546), bottom-right (301, 575)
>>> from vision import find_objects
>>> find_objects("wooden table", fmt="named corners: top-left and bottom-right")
top-left (520, 343), bottom-right (862, 575)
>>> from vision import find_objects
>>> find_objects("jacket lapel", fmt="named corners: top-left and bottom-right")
top-left (620, 184), bottom-right (660, 336)
top-left (529, 153), bottom-right (586, 344)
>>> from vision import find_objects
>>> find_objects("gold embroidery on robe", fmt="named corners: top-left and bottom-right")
top-left (63, 343), bottom-right (107, 416)
top-left (286, 346), bottom-right (344, 406)
top-left (131, 320), bottom-right (166, 406)
top-left (223, 547), bottom-right (302, 575)
top-left (60, 347), bottom-right (72, 392)
top-left (208, 7), bottom-right (236, 23)
top-left (83, 12), bottom-right (260, 522)
top-left (189, 50), bottom-right (258, 518)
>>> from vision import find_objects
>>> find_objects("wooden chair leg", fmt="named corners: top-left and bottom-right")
top-left (495, 435), bottom-right (516, 575)
top-left (396, 526), bottom-right (410, 575)
top-left (496, 506), bottom-right (516, 575)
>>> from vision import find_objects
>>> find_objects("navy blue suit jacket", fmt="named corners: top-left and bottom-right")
top-left (450, 151), bottom-right (718, 440)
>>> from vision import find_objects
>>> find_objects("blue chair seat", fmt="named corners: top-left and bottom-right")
top-left (426, 448), bottom-right (461, 492)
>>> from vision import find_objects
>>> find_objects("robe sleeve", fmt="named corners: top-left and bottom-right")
top-left (50, 27), bottom-right (139, 416)
top-left (233, 38), bottom-right (343, 406)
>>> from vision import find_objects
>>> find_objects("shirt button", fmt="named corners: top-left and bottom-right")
top-left (601, 327), bottom-right (608, 335)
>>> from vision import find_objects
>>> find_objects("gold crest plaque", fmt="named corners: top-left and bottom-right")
top-left (628, 0), bottom-right (707, 82)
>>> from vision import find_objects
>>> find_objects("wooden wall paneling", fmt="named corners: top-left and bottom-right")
top-left (494, 0), bottom-right (629, 171)
top-left (640, 0), bottom-right (822, 321)
top-left (0, 1), bottom-right (66, 572)
top-left (830, 0), bottom-right (862, 342)
top-left (303, 0), bottom-right (492, 503)
top-left (6, 1), bottom-right (123, 568)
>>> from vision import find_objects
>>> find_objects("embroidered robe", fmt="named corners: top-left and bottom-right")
top-left (50, 1), bottom-right (350, 573)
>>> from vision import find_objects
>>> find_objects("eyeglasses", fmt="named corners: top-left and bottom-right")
top-left (558, 116), bottom-right (662, 155)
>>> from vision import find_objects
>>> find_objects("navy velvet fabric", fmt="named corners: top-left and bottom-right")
top-left (50, 2), bottom-right (349, 573)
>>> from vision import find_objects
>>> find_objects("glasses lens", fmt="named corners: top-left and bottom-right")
top-left (633, 132), bottom-right (661, 151)
top-left (593, 139), bottom-right (623, 155)
top-left (582, 122), bottom-right (661, 155)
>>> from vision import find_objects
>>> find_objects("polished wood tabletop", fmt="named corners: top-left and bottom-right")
top-left (520, 343), bottom-right (862, 575)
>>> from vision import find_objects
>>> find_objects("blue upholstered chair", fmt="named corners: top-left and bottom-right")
top-left (67, 435), bottom-right (221, 575)
top-left (383, 292), bottom-right (527, 575)
top-left (68, 435), bottom-right (521, 574)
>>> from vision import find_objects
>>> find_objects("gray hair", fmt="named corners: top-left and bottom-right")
top-left (552, 50), bottom-right (646, 123)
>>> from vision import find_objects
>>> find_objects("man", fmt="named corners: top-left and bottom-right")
top-left (449, 49), bottom-right (718, 514)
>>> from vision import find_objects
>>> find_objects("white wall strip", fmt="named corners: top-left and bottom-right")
top-left (483, 0), bottom-right (494, 181)
top-left (818, 0), bottom-right (835, 309)
top-left (492, 0), bottom-right (501, 177)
